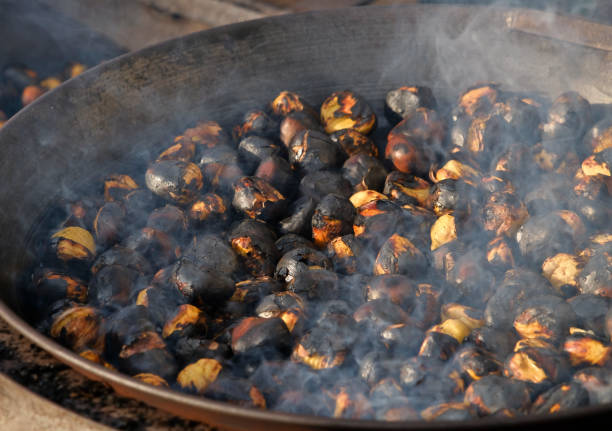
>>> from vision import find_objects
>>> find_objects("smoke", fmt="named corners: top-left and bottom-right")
top-left (1, 0), bottom-right (611, 425)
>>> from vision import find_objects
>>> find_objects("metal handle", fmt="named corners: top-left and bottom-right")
top-left (505, 8), bottom-right (612, 52)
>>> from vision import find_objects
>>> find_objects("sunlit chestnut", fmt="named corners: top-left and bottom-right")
top-left (50, 305), bottom-right (103, 352)
top-left (320, 90), bottom-right (376, 135)
top-left (384, 171), bottom-right (431, 207)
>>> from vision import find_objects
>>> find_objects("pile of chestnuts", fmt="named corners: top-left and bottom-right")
top-left (25, 83), bottom-right (612, 421)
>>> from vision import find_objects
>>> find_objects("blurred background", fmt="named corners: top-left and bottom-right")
top-left (1, 0), bottom-right (611, 430)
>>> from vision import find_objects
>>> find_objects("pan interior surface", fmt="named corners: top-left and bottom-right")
top-left (0, 4), bottom-right (611, 430)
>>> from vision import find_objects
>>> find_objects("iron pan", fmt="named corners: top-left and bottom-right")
top-left (0, 4), bottom-right (611, 430)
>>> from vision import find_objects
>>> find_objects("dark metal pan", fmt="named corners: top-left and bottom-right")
top-left (0, 4), bottom-right (611, 430)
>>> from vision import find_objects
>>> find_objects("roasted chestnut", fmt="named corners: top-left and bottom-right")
top-left (232, 176), bottom-right (287, 222)
top-left (320, 90), bottom-right (376, 135)
top-left (311, 194), bottom-right (356, 248)
top-left (145, 160), bottom-right (203, 205)
top-left (288, 129), bottom-right (343, 174)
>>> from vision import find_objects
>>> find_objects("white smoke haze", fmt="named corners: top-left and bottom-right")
top-left (0, 0), bottom-right (611, 425)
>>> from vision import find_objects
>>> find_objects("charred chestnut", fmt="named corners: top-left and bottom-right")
top-left (49, 226), bottom-right (96, 263)
top-left (89, 264), bottom-right (144, 308)
top-left (187, 192), bottom-right (230, 229)
top-left (288, 129), bottom-right (343, 174)
top-left (275, 246), bottom-right (332, 284)
top-left (254, 156), bottom-right (297, 198)
top-left (255, 291), bottom-right (306, 334)
top-left (430, 214), bottom-right (457, 251)
top-left (183, 233), bottom-right (238, 275)
top-left (504, 346), bottom-right (571, 393)
top-left (184, 120), bottom-right (230, 150)
top-left (299, 170), bottom-right (353, 200)
top-left (568, 294), bottom-right (610, 338)
top-left (578, 247), bottom-right (612, 297)
top-left (541, 91), bottom-right (592, 143)
top-left (146, 204), bottom-right (187, 239)
top-left (238, 136), bottom-right (281, 173)
top-left (162, 303), bottom-right (207, 342)
top-left (135, 284), bottom-right (185, 326)
top-left (452, 346), bottom-right (503, 384)
top-left (482, 191), bottom-right (527, 238)
top-left (232, 176), bottom-right (287, 222)
top-left (270, 90), bottom-right (316, 117)
top-left (485, 236), bottom-right (516, 273)
top-left (455, 83), bottom-right (499, 118)
top-left (229, 219), bottom-right (278, 277)
top-left (373, 234), bottom-right (428, 278)
top-left (513, 295), bottom-right (577, 343)
top-left (50, 305), bottom-right (103, 352)
top-left (354, 299), bottom-right (410, 331)
top-left (232, 110), bottom-right (277, 141)
top-left (123, 227), bottom-right (179, 270)
top-left (330, 129), bottom-right (379, 158)
top-left (279, 110), bottom-right (323, 148)
top-left (170, 258), bottom-right (235, 306)
top-left (320, 90), bottom-right (376, 135)
top-left (292, 318), bottom-right (355, 370)
top-left (93, 201), bottom-right (126, 249)
top-left (231, 317), bottom-right (292, 360)
top-left (311, 194), bottom-right (355, 248)
top-left (145, 160), bottom-right (203, 205)
top-left (563, 331), bottom-right (611, 367)
top-left (204, 376), bottom-right (266, 409)
top-left (364, 275), bottom-right (415, 308)
top-left (157, 137), bottom-right (196, 163)
top-left (531, 382), bottom-right (589, 415)
top-left (572, 366), bottom-right (612, 404)
top-left (384, 171), bottom-right (431, 208)
top-left (342, 153), bottom-right (388, 192)
top-left (421, 402), bottom-right (475, 421)
top-left (385, 86), bottom-right (437, 124)
top-left (278, 196), bottom-right (317, 236)
top-left (275, 233), bottom-right (315, 256)
top-left (464, 375), bottom-right (530, 416)
top-left (516, 211), bottom-right (585, 268)
top-left (326, 234), bottom-right (363, 275)
top-left (29, 270), bottom-right (88, 317)
top-left (380, 324), bottom-right (425, 357)
top-left (176, 357), bottom-right (224, 393)
top-left (289, 268), bottom-right (339, 301)
top-left (103, 174), bottom-right (139, 202)
top-left (227, 277), bottom-right (284, 317)
top-left (385, 108), bottom-right (444, 177)
top-left (117, 330), bottom-right (178, 381)
top-left (541, 253), bottom-right (583, 297)
top-left (484, 270), bottom-right (553, 330)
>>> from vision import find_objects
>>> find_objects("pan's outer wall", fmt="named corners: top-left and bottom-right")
top-left (0, 5), bottom-right (611, 430)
